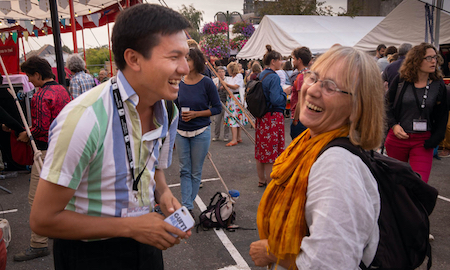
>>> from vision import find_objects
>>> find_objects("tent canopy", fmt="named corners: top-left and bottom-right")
top-left (237, 15), bottom-right (384, 60)
top-left (354, 0), bottom-right (450, 51)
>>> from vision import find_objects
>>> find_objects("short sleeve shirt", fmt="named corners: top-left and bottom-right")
top-left (41, 71), bottom-right (178, 217)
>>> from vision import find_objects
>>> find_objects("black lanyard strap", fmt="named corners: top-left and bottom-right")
top-left (111, 77), bottom-right (149, 193)
top-left (412, 80), bottom-right (430, 118)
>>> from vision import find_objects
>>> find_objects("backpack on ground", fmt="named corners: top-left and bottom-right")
top-left (320, 138), bottom-right (438, 270)
top-left (196, 192), bottom-right (236, 232)
top-left (245, 70), bottom-right (275, 118)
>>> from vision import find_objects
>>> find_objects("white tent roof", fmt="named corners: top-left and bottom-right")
top-left (354, 0), bottom-right (450, 51)
top-left (237, 15), bottom-right (384, 60)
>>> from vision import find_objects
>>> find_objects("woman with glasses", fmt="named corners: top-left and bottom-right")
top-left (385, 43), bottom-right (448, 183)
top-left (254, 45), bottom-right (288, 187)
top-left (249, 46), bottom-right (384, 269)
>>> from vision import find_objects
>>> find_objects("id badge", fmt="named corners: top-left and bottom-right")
top-left (413, 119), bottom-right (427, 132)
top-left (121, 206), bottom-right (150, 217)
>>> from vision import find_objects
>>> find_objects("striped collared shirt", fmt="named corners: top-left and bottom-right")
top-left (41, 71), bottom-right (178, 217)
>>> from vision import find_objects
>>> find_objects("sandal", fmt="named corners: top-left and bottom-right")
top-left (237, 139), bottom-right (243, 143)
top-left (226, 141), bottom-right (238, 147)
top-left (258, 182), bottom-right (267, 187)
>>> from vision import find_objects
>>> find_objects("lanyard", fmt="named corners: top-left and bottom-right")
top-left (111, 77), bottom-right (154, 197)
top-left (412, 80), bottom-right (430, 118)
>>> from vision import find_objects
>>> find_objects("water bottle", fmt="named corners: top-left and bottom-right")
top-left (228, 189), bottom-right (240, 201)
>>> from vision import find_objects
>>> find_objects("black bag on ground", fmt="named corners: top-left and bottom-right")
top-left (245, 70), bottom-right (275, 118)
top-left (320, 138), bottom-right (438, 270)
top-left (196, 192), bottom-right (236, 231)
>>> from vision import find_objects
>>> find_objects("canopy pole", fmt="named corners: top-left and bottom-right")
top-left (21, 37), bottom-right (27, 61)
top-left (49, 0), bottom-right (67, 87)
top-left (69, 0), bottom-right (78, 53)
top-left (82, 27), bottom-right (86, 62)
top-left (434, 0), bottom-right (443, 50)
top-left (107, 18), bottom-right (113, 77)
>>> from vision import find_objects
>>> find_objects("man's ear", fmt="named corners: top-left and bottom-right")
top-left (123, 49), bottom-right (141, 72)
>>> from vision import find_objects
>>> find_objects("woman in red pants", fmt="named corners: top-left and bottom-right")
top-left (385, 43), bottom-right (448, 183)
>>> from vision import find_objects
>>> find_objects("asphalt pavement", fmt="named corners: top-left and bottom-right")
top-left (1, 118), bottom-right (449, 270)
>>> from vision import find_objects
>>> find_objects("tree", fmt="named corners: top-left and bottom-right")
top-left (255, 0), bottom-right (360, 17)
top-left (62, 45), bottom-right (72, 54)
top-left (85, 46), bottom-right (112, 75)
top-left (179, 4), bottom-right (204, 42)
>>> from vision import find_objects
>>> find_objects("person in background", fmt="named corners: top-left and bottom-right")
top-left (245, 60), bottom-right (256, 83)
top-left (175, 47), bottom-right (221, 215)
top-left (388, 53), bottom-right (399, 64)
top-left (374, 44), bottom-right (386, 61)
top-left (249, 62), bottom-right (262, 81)
top-left (290, 47), bottom-right (312, 139)
top-left (250, 46), bottom-right (384, 270)
top-left (29, 4), bottom-right (192, 269)
top-left (255, 45), bottom-right (288, 187)
top-left (14, 56), bottom-right (72, 262)
top-left (66, 54), bottom-right (96, 99)
top-left (212, 66), bottom-right (231, 142)
top-left (383, 43), bottom-right (413, 87)
top-left (98, 68), bottom-right (109, 83)
top-left (378, 46), bottom-right (398, 72)
top-left (385, 43), bottom-right (448, 183)
top-left (224, 62), bottom-right (248, 146)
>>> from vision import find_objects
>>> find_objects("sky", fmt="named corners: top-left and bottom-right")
top-left (21, 0), bottom-right (347, 55)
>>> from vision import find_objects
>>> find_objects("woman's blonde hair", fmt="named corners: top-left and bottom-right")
top-left (251, 62), bottom-right (262, 73)
top-left (310, 46), bottom-right (385, 150)
top-left (227, 62), bottom-right (239, 76)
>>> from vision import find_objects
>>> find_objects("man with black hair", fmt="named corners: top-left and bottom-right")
top-left (373, 44), bottom-right (386, 61)
top-left (30, 4), bottom-right (191, 269)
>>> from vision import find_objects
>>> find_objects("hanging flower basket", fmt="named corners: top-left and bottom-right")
top-left (230, 36), bottom-right (248, 51)
top-left (199, 34), bottom-right (230, 58)
top-left (232, 21), bottom-right (255, 38)
top-left (202, 21), bottom-right (229, 35)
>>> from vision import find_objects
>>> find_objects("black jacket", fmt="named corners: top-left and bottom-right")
top-left (386, 75), bottom-right (448, 149)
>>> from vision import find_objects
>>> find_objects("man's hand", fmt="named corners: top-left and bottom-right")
top-left (393, 124), bottom-right (409, 139)
top-left (130, 212), bottom-right (189, 250)
top-left (17, 131), bottom-right (29, 142)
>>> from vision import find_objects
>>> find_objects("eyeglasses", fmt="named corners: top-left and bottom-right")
top-left (304, 71), bottom-right (352, 96)
top-left (423, 55), bottom-right (438, 62)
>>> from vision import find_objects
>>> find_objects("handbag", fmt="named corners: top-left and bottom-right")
top-left (10, 131), bottom-right (34, 166)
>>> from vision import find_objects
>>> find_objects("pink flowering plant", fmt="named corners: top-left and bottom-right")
top-left (230, 36), bottom-right (248, 51)
top-left (199, 34), bottom-right (230, 58)
top-left (232, 21), bottom-right (255, 38)
top-left (202, 21), bottom-right (229, 35)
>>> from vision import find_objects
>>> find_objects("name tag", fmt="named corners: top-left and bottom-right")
top-left (413, 119), bottom-right (427, 132)
top-left (121, 206), bottom-right (150, 217)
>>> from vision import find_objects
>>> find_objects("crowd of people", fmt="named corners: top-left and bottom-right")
top-left (2, 3), bottom-right (450, 270)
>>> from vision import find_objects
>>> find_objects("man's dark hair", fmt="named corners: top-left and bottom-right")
top-left (292, 46), bottom-right (312, 66)
top-left (20, 56), bottom-right (55, 80)
top-left (385, 46), bottom-right (398, 56)
top-left (112, 4), bottom-right (190, 70)
top-left (376, 44), bottom-right (386, 52)
top-left (188, 48), bottom-right (206, 74)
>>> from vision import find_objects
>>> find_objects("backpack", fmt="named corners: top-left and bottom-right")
top-left (196, 192), bottom-right (236, 231)
top-left (320, 138), bottom-right (438, 270)
top-left (245, 70), bottom-right (275, 118)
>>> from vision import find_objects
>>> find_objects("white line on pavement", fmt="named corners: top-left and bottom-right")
top-left (0, 209), bottom-right (18, 214)
top-left (194, 195), bottom-right (251, 270)
top-left (167, 178), bottom-right (220, 188)
top-left (438, 195), bottom-right (450, 203)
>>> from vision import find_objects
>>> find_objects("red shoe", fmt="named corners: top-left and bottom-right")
top-left (237, 139), bottom-right (243, 143)
top-left (226, 142), bottom-right (238, 147)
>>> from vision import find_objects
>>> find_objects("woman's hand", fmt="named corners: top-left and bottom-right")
top-left (181, 111), bottom-right (197, 122)
top-left (393, 124), bottom-right (409, 139)
top-left (17, 131), bottom-right (30, 142)
top-left (249, 239), bottom-right (276, 267)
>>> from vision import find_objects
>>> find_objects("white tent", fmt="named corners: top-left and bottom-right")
top-left (237, 15), bottom-right (384, 60)
top-left (354, 0), bottom-right (450, 51)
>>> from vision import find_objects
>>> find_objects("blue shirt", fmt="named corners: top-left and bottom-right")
top-left (259, 69), bottom-right (287, 112)
top-left (176, 76), bottom-right (221, 131)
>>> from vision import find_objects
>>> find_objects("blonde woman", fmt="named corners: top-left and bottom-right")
top-left (250, 46), bottom-right (385, 269)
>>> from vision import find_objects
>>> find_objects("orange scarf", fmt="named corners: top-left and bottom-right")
top-left (257, 127), bottom-right (349, 269)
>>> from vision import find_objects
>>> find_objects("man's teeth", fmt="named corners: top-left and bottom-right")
top-left (169, 80), bottom-right (180, 85)
top-left (306, 101), bottom-right (323, 112)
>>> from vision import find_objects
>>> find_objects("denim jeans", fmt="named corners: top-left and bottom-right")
top-left (175, 126), bottom-right (211, 210)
